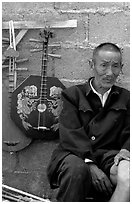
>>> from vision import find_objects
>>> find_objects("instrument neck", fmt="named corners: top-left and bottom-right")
top-left (9, 57), bottom-right (16, 103)
top-left (40, 41), bottom-right (48, 103)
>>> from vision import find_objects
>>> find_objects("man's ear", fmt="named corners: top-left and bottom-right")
top-left (121, 63), bottom-right (124, 69)
top-left (89, 59), bottom-right (94, 70)
top-left (120, 63), bottom-right (124, 74)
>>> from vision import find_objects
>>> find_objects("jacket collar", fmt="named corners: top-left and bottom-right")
top-left (85, 77), bottom-right (120, 97)
top-left (78, 77), bottom-right (122, 112)
top-left (85, 77), bottom-right (93, 96)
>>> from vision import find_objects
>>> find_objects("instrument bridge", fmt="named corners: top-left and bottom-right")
top-left (33, 126), bottom-right (50, 131)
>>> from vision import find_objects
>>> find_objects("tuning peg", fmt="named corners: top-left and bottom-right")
top-left (48, 43), bottom-right (61, 48)
top-left (16, 68), bottom-right (28, 71)
top-left (30, 49), bottom-right (61, 58)
top-left (30, 44), bottom-right (61, 53)
top-left (29, 38), bottom-right (43, 43)
top-left (16, 58), bottom-right (29, 63)
top-left (29, 38), bottom-right (61, 49)
top-left (48, 53), bottom-right (61, 59)
top-left (30, 49), bottom-right (42, 53)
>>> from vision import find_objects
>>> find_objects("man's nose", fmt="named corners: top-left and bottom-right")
top-left (106, 66), bottom-right (113, 75)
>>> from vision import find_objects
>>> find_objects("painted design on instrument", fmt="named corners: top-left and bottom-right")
top-left (17, 85), bottom-right (38, 130)
top-left (17, 85), bottom-right (63, 131)
top-left (48, 86), bottom-right (63, 131)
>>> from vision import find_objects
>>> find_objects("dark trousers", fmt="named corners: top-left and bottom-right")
top-left (55, 154), bottom-right (112, 202)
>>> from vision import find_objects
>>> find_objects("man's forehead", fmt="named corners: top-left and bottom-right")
top-left (95, 49), bottom-right (121, 60)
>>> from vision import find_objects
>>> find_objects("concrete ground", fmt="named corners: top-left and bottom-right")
top-left (2, 139), bottom-right (59, 201)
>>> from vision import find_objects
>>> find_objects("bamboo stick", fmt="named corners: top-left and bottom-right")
top-left (2, 184), bottom-right (49, 202)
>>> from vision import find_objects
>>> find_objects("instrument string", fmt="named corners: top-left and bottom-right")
top-left (37, 39), bottom-right (48, 129)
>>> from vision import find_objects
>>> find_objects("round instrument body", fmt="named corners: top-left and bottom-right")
top-left (37, 103), bottom-right (47, 112)
top-left (10, 75), bottom-right (65, 140)
top-left (2, 81), bottom-right (32, 152)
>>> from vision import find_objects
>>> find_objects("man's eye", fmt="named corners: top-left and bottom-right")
top-left (102, 64), bottom-right (106, 67)
top-left (113, 64), bottom-right (119, 68)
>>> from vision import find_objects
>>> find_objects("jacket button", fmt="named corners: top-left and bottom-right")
top-left (91, 136), bottom-right (95, 141)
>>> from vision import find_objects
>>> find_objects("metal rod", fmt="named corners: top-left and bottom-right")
top-left (3, 194), bottom-right (21, 202)
top-left (2, 184), bottom-right (49, 202)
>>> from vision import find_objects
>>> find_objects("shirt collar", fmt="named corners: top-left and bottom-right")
top-left (90, 78), bottom-right (111, 97)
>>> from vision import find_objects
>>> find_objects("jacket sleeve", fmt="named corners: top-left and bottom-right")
top-left (59, 88), bottom-right (96, 162)
top-left (119, 98), bottom-right (130, 151)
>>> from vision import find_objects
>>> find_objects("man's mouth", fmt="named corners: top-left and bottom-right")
top-left (103, 78), bottom-right (113, 83)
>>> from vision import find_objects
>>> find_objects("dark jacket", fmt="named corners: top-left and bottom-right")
top-left (47, 78), bottom-right (130, 188)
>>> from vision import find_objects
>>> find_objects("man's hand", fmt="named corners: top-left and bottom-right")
top-left (110, 163), bottom-right (118, 185)
top-left (88, 163), bottom-right (113, 196)
top-left (114, 149), bottom-right (130, 166)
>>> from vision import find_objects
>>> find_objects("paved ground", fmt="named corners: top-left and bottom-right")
top-left (3, 139), bottom-right (59, 201)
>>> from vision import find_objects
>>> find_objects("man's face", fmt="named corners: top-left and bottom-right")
top-left (93, 49), bottom-right (122, 89)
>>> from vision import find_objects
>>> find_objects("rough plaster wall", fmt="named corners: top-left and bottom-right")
top-left (2, 2), bottom-right (130, 200)
top-left (2, 2), bottom-right (130, 88)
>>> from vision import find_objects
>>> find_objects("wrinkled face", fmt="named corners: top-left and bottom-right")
top-left (93, 49), bottom-right (122, 90)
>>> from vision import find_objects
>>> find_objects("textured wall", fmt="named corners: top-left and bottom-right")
top-left (2, 2), bottom-right (130, 88)
top-left (2, 2), bottom-right (130, 201)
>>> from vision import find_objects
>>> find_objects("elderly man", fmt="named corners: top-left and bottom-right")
top-left (47, 43), bottom-right (130, 202)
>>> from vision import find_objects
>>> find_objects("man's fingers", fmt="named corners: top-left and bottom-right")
top-left (100, 180), bottom-right (109, 194)
top-left (114, 156), bottom-right (120, 165)
top-left (94, 179), bottom-right (111, 195)
top-left (122, 156), bottom-right (130, 161)
top-left (103, 179), bottom-right (113, 195)
top-left (94, 181), bottom-right (103, 192)
top-left (114, 154), bottom-right (130, 165)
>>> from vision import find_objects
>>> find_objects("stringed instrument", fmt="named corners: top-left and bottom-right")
top-left (11, 27), bottom-right (65, 139)
top-left (2, 20), bottom-right (32, 152)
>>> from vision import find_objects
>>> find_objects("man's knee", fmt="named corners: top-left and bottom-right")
top-left (117, 160), bottom-right (130, 188)
top-left (57, 155), bottom-right (92, 201)
top-left (61, 154), bottom-right (89, 181)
